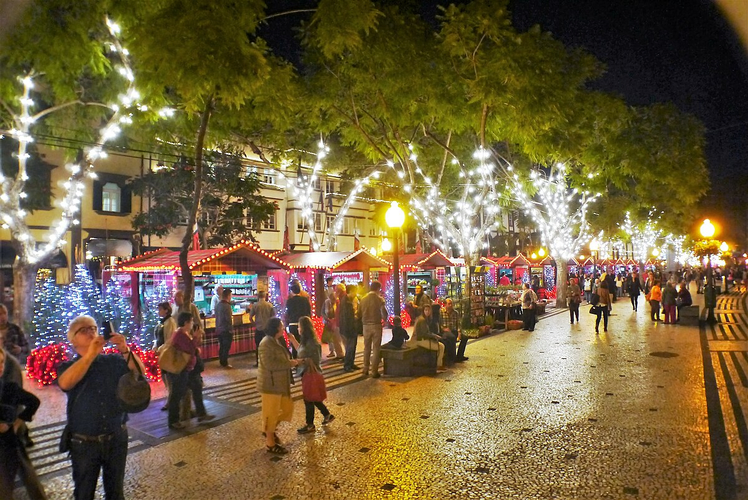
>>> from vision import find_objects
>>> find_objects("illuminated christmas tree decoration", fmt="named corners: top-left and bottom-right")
top-left (621, 211), bottom-right (663, 263)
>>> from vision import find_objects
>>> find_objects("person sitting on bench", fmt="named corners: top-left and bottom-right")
top-left (382, 316), bottom-right (409, 349)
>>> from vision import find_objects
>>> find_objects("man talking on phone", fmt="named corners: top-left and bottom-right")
top-left (58, 315), bottom-right (145, 500)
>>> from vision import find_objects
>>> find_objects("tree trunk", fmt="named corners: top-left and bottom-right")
top-left (12, 260), bottom-right (39, 332)
top-left (463, 253), bottom-right (474, 328)
top-left (555, 259), bottom-right (568, 308)
top-left (179, 97), bottom-right (214, 304)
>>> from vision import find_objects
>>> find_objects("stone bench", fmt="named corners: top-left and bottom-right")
top-left (380, 346), bottom-right (437, 377)
top-left (679, 305), bottom-right (700, 326)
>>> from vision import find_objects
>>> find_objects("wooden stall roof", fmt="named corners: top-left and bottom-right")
top-left (276, 249), bottom-right (391, 271)
top-left (567, 257), bottom-right (580, 266)
top-left (386, 250), bottom-right (453, 270)
top-left (487, 254), bottom-right (531, 268)
top-left (116, 241), bottom-right (290, 272)
top-left (529, 256), bottom-right (553, 266)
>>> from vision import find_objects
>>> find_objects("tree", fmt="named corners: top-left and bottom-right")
top-left (129, 149), bottom-right (276, 248)
top-left (123, 0), bottom-right (301, 303)
top-left (512, 163), bottom-right (599, 306)
top-left (621, 210), bottom-right (663, 279)
top-left (0, 7), bottom-right (150, 327)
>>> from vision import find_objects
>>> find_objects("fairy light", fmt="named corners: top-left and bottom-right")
top-left (620, 210), bottom-right (662, 263)
top-left (512, 163), bottom-right (599, 263)
top-left (326, 167), bottom-right (383, 250)
top-left (281, 140), bottom-right (329, 251)
top-left (0, 17), bottom-right (172, 268)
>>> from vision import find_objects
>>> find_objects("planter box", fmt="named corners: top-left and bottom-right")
top-left (507, 319), bottom-right (524, 330)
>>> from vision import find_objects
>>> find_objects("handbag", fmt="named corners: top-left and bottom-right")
top-left (301, 361), bottom-right (327, 403)
top-left (157, 342), bottom-right (191, 375)
top-left (321, 324), bottom-right (334, 344)
top-left (589, 305), bottom-right (599, 315)
top-left (117, 351), bottom-right (151, 413)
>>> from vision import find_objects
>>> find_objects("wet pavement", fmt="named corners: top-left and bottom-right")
top-left (14, 292), bottom-right (748, 499)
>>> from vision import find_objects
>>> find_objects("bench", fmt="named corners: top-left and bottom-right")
top-left (380, 346), bottom-right (437, 377)
top-left (679, 305), bottom-right (700, 326)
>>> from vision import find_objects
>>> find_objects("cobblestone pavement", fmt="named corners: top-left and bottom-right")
top-left (13, 293), bottom-right (748, 499)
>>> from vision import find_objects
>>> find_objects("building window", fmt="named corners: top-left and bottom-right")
top-left (342, 217), bottom-right (352, 235)
top-left (102, 183), bottom-right (121, 212)
top-left (297, 212), bottom-right (306, 230)
top-left (314, 213), bottom-right (323, 232)
top-left (263, 168), bottom-right (276, 185)
top-left (325, 180), bottom-right (336, 193)
top-left (262, 211), bottom-right (276, 230)
top-left (311, 177), bottom-right (321, 190)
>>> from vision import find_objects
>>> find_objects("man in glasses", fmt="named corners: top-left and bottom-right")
top-left (58, 315), bottom-right (145, 500)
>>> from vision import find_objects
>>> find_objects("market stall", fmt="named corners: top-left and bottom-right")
top-left (276, 249), bottom-right (392, 316)
top-left (116, 241), bottom-right (291, 359)
top-left (485, 254), bottom-right (531, 287)
top-left (386, 250), bottom-right (453, 301)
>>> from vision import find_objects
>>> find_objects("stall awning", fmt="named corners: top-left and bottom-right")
top-left (277, 249), bottom-right (391, 271)
top-left (384, 250), bottom-right (453, 270)
top-left (116, 241), bottom-right (290, 272)
top-left (567, 257), bottom-right (580, 266)
top-left (486, 254), bottom-right (531, 268)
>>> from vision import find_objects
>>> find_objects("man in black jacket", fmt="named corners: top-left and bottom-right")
top-left (338, 285), bottom-right (359, 372)
top-left (285, 283), bottom-right (311, 358)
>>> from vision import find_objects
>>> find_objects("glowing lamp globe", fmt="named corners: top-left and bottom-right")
top-left (590, 240), bottom-right (599, 251)
top-left (381, 238), bottom-right (392, 252)
top-left (538, 248), bottom-right (546, 257)
top-left (385, 201), bottom-right (405, 228)
top-left (531, 252), bottom-right (538, 259)
top-left (720, 241), bottom-right (729, 252)
top-left (651, 248), bottom-right (660, 257)
top-left (700, 219), bottom-right (715, 238)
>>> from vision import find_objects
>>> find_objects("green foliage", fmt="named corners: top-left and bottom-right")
top-left (129, 149), bottom-right (277, 246)
top-left (310, 0), bottom-right (382, 60)
top-left (693, 239), bottom-right (721, 257)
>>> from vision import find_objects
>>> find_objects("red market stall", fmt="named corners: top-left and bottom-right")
top-left (386, 250), bottom-right (454, 300)
top-left (117, 241), bottom-right (291, 359)
top-left (276, 249), bottom-right (392, 316)
top-left (486, 254), bottom-right (531, 286)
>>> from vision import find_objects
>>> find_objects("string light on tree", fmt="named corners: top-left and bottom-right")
top-left (278, 141), bottom-right (329, 251)
top-left (1, 17), bottom-right (171, 328)
top-left (326, 169), bottom-right (382, 251)
top-left (512, 163), bottom-right (599, 305)
top-left (621, 210), bottom-right (663, 263)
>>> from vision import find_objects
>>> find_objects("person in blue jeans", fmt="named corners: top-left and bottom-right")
top-left (58, 315), bottom-right (146, 500)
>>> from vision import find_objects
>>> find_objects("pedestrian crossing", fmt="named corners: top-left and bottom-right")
top-left (25, 422), bottom-right (148, 481)
top-left (202, 351), bottom-right (367, 406)
top-left (704, 291), bottom-right (748, 497)
top-left (25, 352), bottom-right (367, 482)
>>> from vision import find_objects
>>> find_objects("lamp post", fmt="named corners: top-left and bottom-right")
top-left (386, 202), bottom-right (405, 317)
top-left (701, 218), bottom-right (717, 323)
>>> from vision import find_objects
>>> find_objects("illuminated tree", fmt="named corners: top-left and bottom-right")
top-left (0, 14), bottom-right (150, 327)
top-left (621, 210), bottom-right (663, 277)
top-left (512, 163), bottom-right (599, 306)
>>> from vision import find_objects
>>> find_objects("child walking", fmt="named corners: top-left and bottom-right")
top-left (296, 316), bottom-right (335, 434)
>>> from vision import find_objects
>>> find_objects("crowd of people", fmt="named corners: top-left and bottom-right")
top-left (7, 265), bottom-right (740, 496)
top-left (563, 267), bottom-right (707, 334)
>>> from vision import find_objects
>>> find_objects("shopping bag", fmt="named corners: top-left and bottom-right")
top-left (301, 363), bottom-right (327, 402)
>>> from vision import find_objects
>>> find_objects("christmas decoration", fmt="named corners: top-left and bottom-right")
top-left (388, 309), bottom-right (411, 329)
top-left (278, 141), bottom-right (329, 251)
top-left (326, 169), bottom-right (382, 250)
top-left (512, 163), bottom-right (598, 305)
top-left (313, 316), bottom-right (325, 340)
top-left (26, 343), bottom-right (69, 386)
top-left (621, 210), bottom-right (663, 263)
top-left (140, 279), bottom-right (173, 349)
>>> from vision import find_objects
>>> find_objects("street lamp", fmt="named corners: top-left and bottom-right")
top-left (720, 241), bottom-right (729, 252)
top-left (590, 239), bottom-right (599, 278)
top-left (381, 238), bottom-right (392, 253)
top-left (386, 201), bottom-right (405, 316)
top-left (538, 247), bottom-right (546, 257)
top-left (700, 218), bottom-right (717, 323)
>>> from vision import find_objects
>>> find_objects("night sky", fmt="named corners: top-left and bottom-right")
top-left (263, 0), bottom-right (748, 244)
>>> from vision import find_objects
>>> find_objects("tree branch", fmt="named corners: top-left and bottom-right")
top-left (32, 100), bottom-right (112, 122)
top-left (480, 104), bottom-right (488, 149)
top-left (263, 9), bottom-right (316, 22)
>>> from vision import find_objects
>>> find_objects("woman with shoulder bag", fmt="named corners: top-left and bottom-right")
top-left (153, 302), bottom-right (177, 411)
top-left (296, 316), bottom-right (334, 434)
top-left (165, 313), bottom-right (214, 430)
top-left (567, 278), bottom-right (582, 324)
top-left (595, 282), bottom-right (612, 334)
top-left (258, 317), bottom-right (302, 454)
